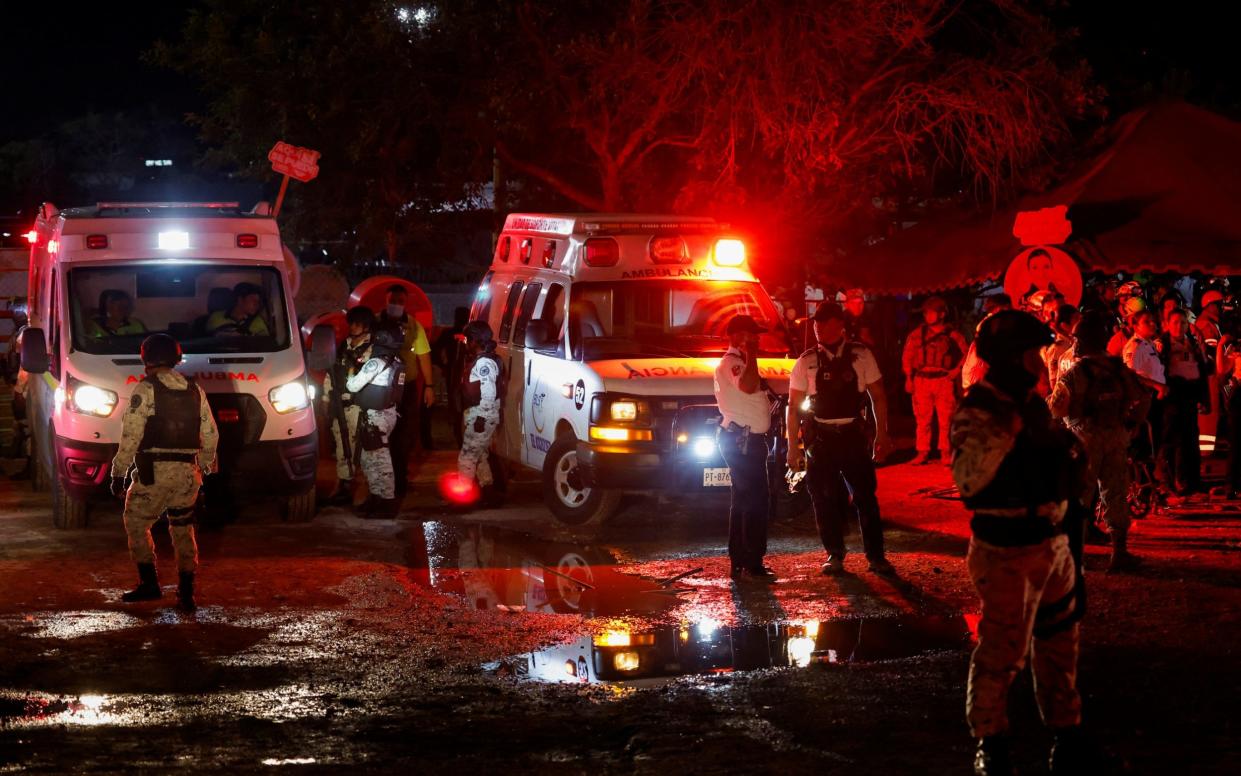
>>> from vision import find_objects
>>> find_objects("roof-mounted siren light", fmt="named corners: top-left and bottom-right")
top-left (583, 237), bottom-right (619, 267)
top-left (713, 238), bottom-right (746, 266)
top-left (649, 236), bottom-right (689, 264)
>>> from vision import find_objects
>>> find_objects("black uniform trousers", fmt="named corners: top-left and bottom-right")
top-left (718, 428), bottom-right (770, 571)
top-left (805, 420), bottom-right (885, 561)
top-left (1161, 377), bottom-right (1202, 494)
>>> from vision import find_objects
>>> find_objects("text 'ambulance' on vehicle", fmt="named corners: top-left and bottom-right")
top-left (473, 213), bottom-right (795, 526)
top-left (21, 201), bottom-right (328, 528)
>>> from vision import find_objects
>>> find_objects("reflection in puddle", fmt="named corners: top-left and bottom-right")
top-left (495, 615), bottom-right (974, 685)
top-left (1, 611), bottom-right (147, 640)
top-left (0, 692), bottom-right (120, 727)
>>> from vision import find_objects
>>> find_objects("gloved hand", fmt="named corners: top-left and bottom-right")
top-left (110, 477), bottom-right (127, 498)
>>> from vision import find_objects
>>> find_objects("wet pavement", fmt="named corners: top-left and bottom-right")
top-left (1, 450), bottom-right (1239, 773)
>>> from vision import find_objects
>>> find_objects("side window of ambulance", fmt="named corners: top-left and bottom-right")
top-left (540, 283), bottom-right (566, 357)
top-left (497, 280), bottom-right (525, 343)
top-left (47, 268), bottom-right (60, 378)
top-left (470, 271), bottom-right (494, 323)
top-left (512, 283), bottom-right (542, 347)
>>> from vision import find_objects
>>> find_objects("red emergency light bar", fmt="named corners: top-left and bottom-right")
top-left (542, 240), bottom-right (557, 268)
top-left (649, 236), bottom-right (689, 264)
top-left (85, 234), bottom-right (109, 249)
top-left (583, 237), bottom-right (619, 267)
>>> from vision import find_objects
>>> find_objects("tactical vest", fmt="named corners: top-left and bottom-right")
top-left (138, 375), bottom-right (201, 451)
top-left (462, 352), bottom-right (504, 408)
top-left (354, 357), bottom-right (406, 411)
top-left (958, 382), bottom-right (1074, 512)
top-left (809, 344), bottom-right (867, 421)
top-left (910, 325), bottom-right (964, 372)
top-left (1065, 356), bottom-right (1130, 428)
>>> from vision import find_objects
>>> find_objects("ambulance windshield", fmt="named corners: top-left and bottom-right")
top-left (569, 280), bottom-right (786, 360)
top-left (68, 264), bottom-right (291, 355)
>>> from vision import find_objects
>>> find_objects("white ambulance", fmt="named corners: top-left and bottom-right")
top-left (473, 213), bottom-right (795, 525)
top-left (21, 202), bottom-right (330, 528)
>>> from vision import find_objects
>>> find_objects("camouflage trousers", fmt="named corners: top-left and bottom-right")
top-left (124, 461), bottom-right (202, 573)
top-left (459, 406), bottom-right (500, 486)
top-left (913, 375), bottom-right (956, 453)
top-left (360, 407), bottom-right (398, 500)
top-left (966, 533), bottom-right (1081, 738)
top-left (331, 404), bottom-right (362, 483)
top-left (1077, 424), bottom-right (1132, 537)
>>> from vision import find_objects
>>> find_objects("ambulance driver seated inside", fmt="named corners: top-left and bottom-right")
top-left (68, 266), bottom-right (288, 354)
top-left (567, 280), bottom-right (787, 359)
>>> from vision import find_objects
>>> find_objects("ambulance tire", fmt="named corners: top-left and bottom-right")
top-left (282, 488), bottom-right (317, 523)
top-left (542, 436), bottom-right (620, 527)
top-left (52, 472), bottom-right (88, 530)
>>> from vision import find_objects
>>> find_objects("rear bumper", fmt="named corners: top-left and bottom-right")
top-left (53, 433), bottom-right (317, 500)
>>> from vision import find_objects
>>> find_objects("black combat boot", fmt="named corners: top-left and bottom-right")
top-left (121, 563), bottom-right (162, 602)
top-left (973, 736), bottom-right (1014, 776)
top-left (177, 572), bottom-right (197, 612)
top-left (372, 497), bottom-right (400, 519)
top-left (326, 482), bottom-right (353, 506)
top-left (480, 484), bottom-right (505, 509)
top-left (1107, 530), bottom-right (1141, 573)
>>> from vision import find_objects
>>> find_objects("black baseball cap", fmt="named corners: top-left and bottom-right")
top-left (811, 302), bottom-right (846, 323)
top-left (725, 315), bottom-right (767, 335)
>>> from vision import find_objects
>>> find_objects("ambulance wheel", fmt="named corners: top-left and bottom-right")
top-left (542, 551), bottom-right (597, 613)
top-left (283, 488), bottom-right (317, 523)
top-left (52, 474), bottom-right (88, 530)
top-left (543, 437), bottom-right (620, 526)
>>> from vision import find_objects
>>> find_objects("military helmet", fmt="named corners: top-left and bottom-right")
top-left (463, 320), bottom-right (495, 346)
top-left (1118, 280), bottom-right (1143, 299)
top-left (1122, 296), bottom-right (1147, 320)
top-left (369, 324), bottom-right (403, 356)
top-left (1201, 290), bottom-right (1225, 309)
top-left (140, 334), bottom-right (183, 368)
top-left (974, 310), bottom-right (1054, 366)
top-left (1073, 310), bottom-right (1114, 354)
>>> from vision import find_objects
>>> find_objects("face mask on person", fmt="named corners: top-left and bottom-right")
top-left (387, 303), bottom-right (405, 318)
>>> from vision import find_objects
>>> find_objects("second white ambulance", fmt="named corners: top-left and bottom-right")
top-left (473, 213), bottom-right (795, 525)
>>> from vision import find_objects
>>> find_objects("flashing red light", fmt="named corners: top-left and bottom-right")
top-left (649, 236), bottom-right (689, 264)
top-left (85, 234), bottom-right (109, 249)
top-left (236, 233), bottom-right (259, 248)
top-left (519, 238), bottom-right (533, 264)
top-left (494, 235), bottom-right (511, 263)
top-left (217, 409), bottom-right (241, 423)
top-left (438, 472), bottom-right (480, 505)
top-left (583, 237), bottom-right (619, 267)
top-left (713, 238), bottom-right (746, 266)
top-left (542, 240), bottom-right (557, 268)
top-left (24, 230), bottom-right (38, 244)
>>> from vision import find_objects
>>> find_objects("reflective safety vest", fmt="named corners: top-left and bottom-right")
top-left (138, 376), bottom-right (202, 451)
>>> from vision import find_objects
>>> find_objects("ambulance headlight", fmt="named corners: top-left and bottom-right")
top-left (610, 399), bottom-right (639, 421)
top-left (68, 381), bottom-right (118, 417)
top-left (692, 437), bottom-right (717, 459)
top-left (269, 381), bottom-right (310, 413)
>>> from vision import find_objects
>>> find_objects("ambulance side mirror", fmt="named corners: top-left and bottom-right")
top-left (524, 320), bottom-right (554, 350)
top-left (19, 327), bottom-right (48, 374)
top-left (307, 324), bottom-right (337, 371)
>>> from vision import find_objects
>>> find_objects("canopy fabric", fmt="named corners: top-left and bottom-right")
top-left (836, 102), bottom-right (1241, 295)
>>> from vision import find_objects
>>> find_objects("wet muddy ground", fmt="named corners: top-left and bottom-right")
top-left (0, 452), bottom-right (1238, 773)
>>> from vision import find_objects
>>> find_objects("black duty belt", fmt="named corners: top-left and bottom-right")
top-left (971, 514), bottom-right (1064, 546)
top-left (915, 368), bottom-right (950, 378)
top-left (136, 452), bottom-right (197, 464)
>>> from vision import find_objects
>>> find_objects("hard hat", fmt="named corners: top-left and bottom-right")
top-left (974, 310), bottom-right (1054, 366)
top-left (1118, 281), bottom-right (1143, 298)
top-left (140, 334), bottom-right (183, 369)
top-left (369, 324), bottom-right (404, 356)
top-left (1073, 310), bottom-right (1114, 354)
top-left (1201, 290), bottom-right (1225, 309)
top-left (1026, 290), bottom-right (1057, 311)
top-left (1122, 297), bottom-right (1147, 319)
top-left (921, 296), bottom-right (948, 314)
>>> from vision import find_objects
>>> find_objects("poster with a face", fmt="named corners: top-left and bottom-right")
top-left (1003, 246), bottom-right (1082, 308)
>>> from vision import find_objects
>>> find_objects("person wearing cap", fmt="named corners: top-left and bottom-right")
top-left (714, 315), bottom-right (777, 580)
top-left (902, 297), bottom-right (967, 465)
top-left (1107, 297), bottom-right (1147, 357)
top-left (377, 284), bottom-right (434, 499)
top-left (961, 294), bottom-right (1011, 390)
top-left (842, 288), bottom-right (876, 348)
top-left (787, 302), bottom-right (894, 576)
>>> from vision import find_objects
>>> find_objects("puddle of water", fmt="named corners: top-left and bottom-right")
top-left (0, 693), bottom-right (122, 727)
top-left (494, 614), bottom-right (974, 685)
top-left (1, 611), bottom-right (147, 640)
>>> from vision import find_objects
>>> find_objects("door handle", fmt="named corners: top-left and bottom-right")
top-left (527, 360), bottom-right (532, 385)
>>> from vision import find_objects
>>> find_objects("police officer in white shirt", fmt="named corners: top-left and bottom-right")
top-left (787, 303), bottom-right (895, 576)
top-left (714, 315), bottom-right (777, 580)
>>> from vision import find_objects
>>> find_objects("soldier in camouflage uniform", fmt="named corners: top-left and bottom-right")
top-left (949, 311), bottom-right (1089, 776)
top-left (345, 324), bottom-right (406, 518)
top-left (111, 334), bottom-right (218, 612)
top-left (322, 306), bottom-right (374, 505)
top-left (1049, 310), bottom-right (1150, 573)
top-left (459, 321), bottom-right (503, 506)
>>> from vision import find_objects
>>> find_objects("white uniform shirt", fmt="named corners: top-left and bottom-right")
top-left (790, 341), bottom-right (882, 424)
top-left (468, 354), bottom-right (500, 411)
top-left (1166, 336), bottom-right (1201, 381)
top-left (713, 347), bottom-right (773, 433)
top-left (1123, 336), bottom-right (1166, 385)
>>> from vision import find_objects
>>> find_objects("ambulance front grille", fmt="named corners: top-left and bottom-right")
top-left (652, 396), bottom-right (716, 444)
top-left (205, 393), bottom-right (265, 450)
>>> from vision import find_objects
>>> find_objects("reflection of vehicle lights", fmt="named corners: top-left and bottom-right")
top-left (589, 426), bottom-right (653, 442)
top-left (788, 636), bottom-right (815, 667)
top-left (54, 386), bottom-right (66, 407)
top-left (695, 617), bottom-right (721, 639)
top-left (676, 432), bottom-right (689, 444)
top-left (679, 626), bottom-right (690, 643)
top-left (564, 660), bottom-right (578, 677)
top-left (613, 651), bottom-right (641, 672)
top-left (800, 396), bottom-right (812, 412)
top-left (594, 629), bottom-right (631, 647)
top-left (692, 437), bottom-right (716, 459)
top-left (610, 399), bottom-right (638, 421)
top-left (438, 472), bottom-right (480, 505)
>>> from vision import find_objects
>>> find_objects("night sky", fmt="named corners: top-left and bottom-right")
top-left (1, 3), bottom-right (1236, 144)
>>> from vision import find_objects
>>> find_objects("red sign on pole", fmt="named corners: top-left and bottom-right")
top-left (268, 141), bottom-right (321, 183)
